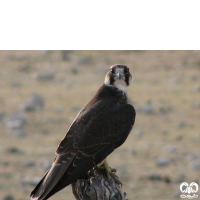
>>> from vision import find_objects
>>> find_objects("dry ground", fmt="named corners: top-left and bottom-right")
top-left (0, 50), bottom-right (199, 200)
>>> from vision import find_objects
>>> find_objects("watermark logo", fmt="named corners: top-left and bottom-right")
top-left (180, 182), bottom-right (198, 199)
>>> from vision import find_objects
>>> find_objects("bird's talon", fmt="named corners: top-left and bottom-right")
top-left (110, 167), bottom-right (117, 173)
top-left (97, 160), bottom-right (122, 186)
top-left (109, 171), bottom-right (123, 186)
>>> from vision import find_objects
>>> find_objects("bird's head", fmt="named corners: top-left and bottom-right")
top-left (104, 64), bottom-right (132, 93)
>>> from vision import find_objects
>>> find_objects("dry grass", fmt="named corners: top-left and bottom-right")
top-left (0, 50), bottom-right (200, 200)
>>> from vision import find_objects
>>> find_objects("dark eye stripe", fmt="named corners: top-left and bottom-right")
top-left (124, 68), bottom-right (129, 74)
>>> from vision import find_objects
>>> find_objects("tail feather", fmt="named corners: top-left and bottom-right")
top-left (30, 153), bottom-right (76, 200)
top-left (30, 170), bottom-right (49, 199)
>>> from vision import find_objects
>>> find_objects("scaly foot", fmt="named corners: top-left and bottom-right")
top-left (98, 160), bottom-right (122, 187)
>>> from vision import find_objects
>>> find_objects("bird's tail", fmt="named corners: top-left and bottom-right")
top-left (30, 153), bottom-right (75, 200)
top-left (30, 170), bottom-right (49, 200)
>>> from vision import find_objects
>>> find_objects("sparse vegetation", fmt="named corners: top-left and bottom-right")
top-left (0, 50), bottom-right (200, 200)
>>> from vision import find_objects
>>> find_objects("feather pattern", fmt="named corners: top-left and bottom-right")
top-left (31, 83), bottom-right (136, 200)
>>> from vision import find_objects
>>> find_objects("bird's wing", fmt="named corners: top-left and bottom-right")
top-left (58, 100), bottom-right (135, 154)
top-left (57, 100), bottom-right (136, 170)
top-left (31, 100), bottom-right (135, 200)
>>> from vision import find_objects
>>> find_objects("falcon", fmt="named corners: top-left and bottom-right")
top-left (30, 64), bottom-right (136, 200)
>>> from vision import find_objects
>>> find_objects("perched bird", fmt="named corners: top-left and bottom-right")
top-left (30, 64), bottom-right (136, 200)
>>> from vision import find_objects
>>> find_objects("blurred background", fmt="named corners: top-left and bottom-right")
top-left (0, 50), bottom-right (199, 200)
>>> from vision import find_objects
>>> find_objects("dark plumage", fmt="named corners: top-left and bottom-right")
top-left (30, 64), bottom-right (136, 200)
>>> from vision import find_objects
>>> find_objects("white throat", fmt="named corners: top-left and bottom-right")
top-left (104, 78), bottom-right (127, 94)
top-left (114, 79), bottom-right (127, 93)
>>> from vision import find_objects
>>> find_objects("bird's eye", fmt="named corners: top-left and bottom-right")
top-left (124, 68), bottom-right (129, 74)
top-left (110, 68), bottom-right (114, 74)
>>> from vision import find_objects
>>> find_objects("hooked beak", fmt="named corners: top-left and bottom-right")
top-left (116, 72), bottom-right (123, 79)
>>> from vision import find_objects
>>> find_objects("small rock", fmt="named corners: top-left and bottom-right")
top-left (6, 120), bottom-right (24, 130)
top-left (143, 102), bottom-right (155, 114)
top-left (159, 106), bottom-right (172, 114)
top-left (186, 153), bottom-right (197, 161)
top-left (164, 145), bottom-right (177, 153)
top-left (163, 175), bottom-right (171, 184)
top-left (177, 121), bottom-right (185, 128)
top-left (23, 160), bottom-right (36, 168)
top-left (7, 113), bottom-right (27, 123)
top-left (136, 101), bottom-right (158, 114)
top-left (0, 112), bottom-right (6, 122)
top-left (156, 157), bottom-right (170, 167)
top-left (147, 174), bottom-right (162, 181)
top-left (131, 149), bottom-right (137, 155)
top-left (10, 82), bottom-right (22, 88)
top-left (146, 173), bottom-right (171, 183)
top-left (18, 64), bottom-right (30, 72)
top-left (13, 129), bottom-right (27, 137)
top-left (21, 93), bottom-right (44, 111)
top-left (77, 56), bottom-right (92, 65)
top-left (6, 113), bottom-right (27, 130)
top-left (6, 147), bottom-right (22, 154)
top-left (33, 72), bottom-right (54, 81)
top-left (176, 135), bottom-right (183, 141)
top-left (21, 102), bottom-right (35, 111)
top-left (190, 75), bottom-right (199, 81)
top-left (162, 130), bottom-right (169, 135)
top-left (0, 161), bottom-right (9, 167)
top-left (192, 160), bottom-right (200, 171)
top-left (71, 67), bottom-right (79, 74)
top-left (41, 129), bottom-right (49, 135)
top-left (4, 194), bottom-right (15, 200)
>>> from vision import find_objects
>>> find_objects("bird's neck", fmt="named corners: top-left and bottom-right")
top-left (95, 84), bottom-right (127, 103)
